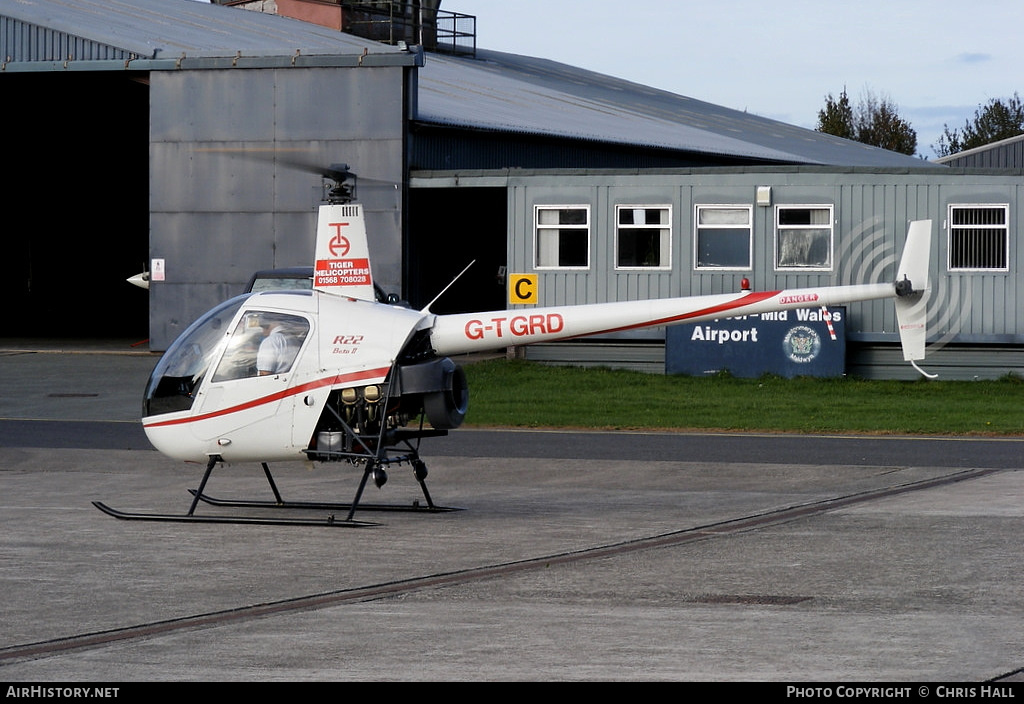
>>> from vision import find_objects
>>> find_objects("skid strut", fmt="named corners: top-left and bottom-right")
top-left (188, 458), bottom-right (458, 516)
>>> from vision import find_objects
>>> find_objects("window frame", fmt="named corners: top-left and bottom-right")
top-left (693, 204), bottom-right (753, 271)
top-left (947, 203), bottom-right (1010, 272)
top-left (773, 204), bottom-right (835, 272)
top-left (614, 204), bottom-right (673, 271)
top-left (533, 204), bottom-right (591, 270)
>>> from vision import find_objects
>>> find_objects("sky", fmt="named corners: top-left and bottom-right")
top-left (444, 0), bottom-right (1024, 159)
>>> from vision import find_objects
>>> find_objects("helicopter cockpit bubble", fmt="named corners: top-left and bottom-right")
top-left (143, 294), bottom-right (252, 417)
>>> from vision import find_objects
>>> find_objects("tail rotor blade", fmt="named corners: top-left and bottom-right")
top-left (894, 220), bottom-right (934, 375)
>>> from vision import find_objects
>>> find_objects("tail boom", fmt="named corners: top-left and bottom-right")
top-left (429, 282), bottom-right (893, 357)
top-left (428, 220), bottom-right (933, 374)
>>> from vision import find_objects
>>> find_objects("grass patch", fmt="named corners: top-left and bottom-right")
top-left (462, 359), bottom-right (1024, 436)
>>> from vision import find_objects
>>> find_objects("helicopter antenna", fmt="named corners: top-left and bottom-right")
top-left (421, 260), bottom-right (476, 314)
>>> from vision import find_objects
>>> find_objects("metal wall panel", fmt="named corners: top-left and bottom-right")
top-left (149, 65), bottom-right (407, 349)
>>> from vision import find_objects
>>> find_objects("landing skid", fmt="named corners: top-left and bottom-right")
top-left (91, 500), bottom-right (377, 527)
top-left (94, 440), bottom-right (457, 526)
top-left (93, 456), bottom-right (379, 527)
top-left (188, 490), bottom-right (460, 513)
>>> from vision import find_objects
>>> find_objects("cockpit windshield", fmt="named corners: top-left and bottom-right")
top-left (143, 295), bottom-right (250, 417)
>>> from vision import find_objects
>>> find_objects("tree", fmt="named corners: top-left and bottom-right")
top-left (933, 93), bottom-right (1024, 157)
top-left (816, 89), bottom-right (855, 141)
top-left (816, 88), bottom-right (918, 155)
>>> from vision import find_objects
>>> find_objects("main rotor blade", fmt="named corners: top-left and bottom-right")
top-left (194, 147), bottom-right (397, 187)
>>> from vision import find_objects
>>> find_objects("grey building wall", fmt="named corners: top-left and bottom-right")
top-left (149, 65), bottom-right (408, 349)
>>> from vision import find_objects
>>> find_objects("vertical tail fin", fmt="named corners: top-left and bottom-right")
top-left (894, 220), bottom-right (934, 376)
top-left (313, 202), bottom-right (377, 302)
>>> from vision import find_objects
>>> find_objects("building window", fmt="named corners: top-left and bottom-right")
top-left (695, 205), bottom-right (752, 270)
top-left (775, 205), bottom-right (833, 270)
top-left (948, 204), bottom-right (1009, 271)
top-left (535, 205), bottom-right (590, 269)
top-left (616, 205), bottom-right (671, 269)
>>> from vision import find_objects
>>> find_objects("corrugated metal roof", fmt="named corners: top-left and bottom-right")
top-left (0, 0), bottom-right (941, 169)
top-left (417, 49), bottom-right (939, 168)
top-left (0, 0), bottom-right (405, 60)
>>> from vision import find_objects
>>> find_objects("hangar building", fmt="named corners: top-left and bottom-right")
top-left (2, 0), bottom-right (1021, 379)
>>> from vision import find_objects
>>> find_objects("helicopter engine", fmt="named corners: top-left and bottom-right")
top-left (310, 357), bottom-right (468, 461)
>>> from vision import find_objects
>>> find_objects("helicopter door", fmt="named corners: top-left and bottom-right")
top-left (189, 310), bottom-right (312, 445)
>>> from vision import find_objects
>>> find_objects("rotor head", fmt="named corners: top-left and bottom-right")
top-left (322, 163), bottom-right (357, 204)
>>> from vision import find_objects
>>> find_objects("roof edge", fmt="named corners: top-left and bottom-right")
top-left (410, 164), bottom-right (1001, 186)
top-left (1, 50), bottom-right (422, 73)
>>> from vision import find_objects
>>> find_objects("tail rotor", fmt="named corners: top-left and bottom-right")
top-left (894, 220), bottom-right (935, 378)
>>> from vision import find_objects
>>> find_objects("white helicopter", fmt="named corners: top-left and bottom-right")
top-left (95, 165), bottom-right (933, 526)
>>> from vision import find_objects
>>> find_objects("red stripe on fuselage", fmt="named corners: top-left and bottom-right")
top-left (143, 366), bottom-right (391, 429)
top-left (575, 290), bottom-right (781, 338)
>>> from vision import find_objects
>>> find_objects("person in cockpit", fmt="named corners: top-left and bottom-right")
top-left (256, 317), bottom-right (298, 376)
